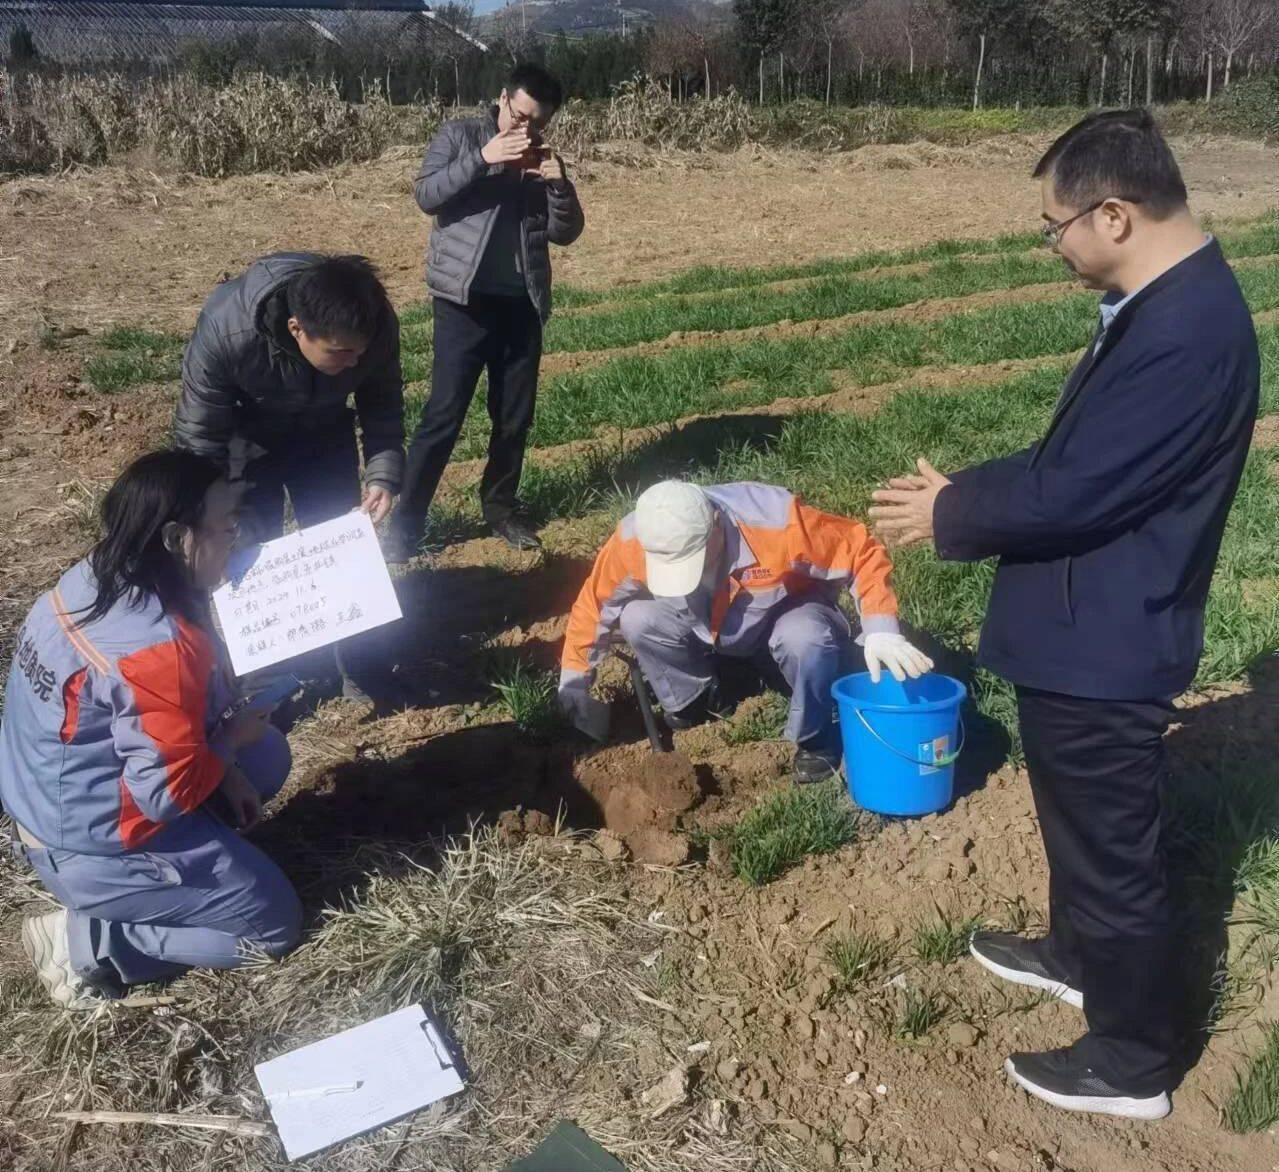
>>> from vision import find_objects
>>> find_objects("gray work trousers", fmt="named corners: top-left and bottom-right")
top-left (19, 728), bottom-right (302, 986)
top-left (618, 595), bottom-right (853, 746)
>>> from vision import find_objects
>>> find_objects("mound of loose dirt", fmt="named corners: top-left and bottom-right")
top-left (496, 807), bottom-right (557, 840)
top-left (625, 827), bottom-right (694, 867)
top-left (577, 749), bottom-right (703, 863)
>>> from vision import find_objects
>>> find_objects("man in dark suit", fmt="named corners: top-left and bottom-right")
top-left (870, 110), bottom-right (1259, 1119)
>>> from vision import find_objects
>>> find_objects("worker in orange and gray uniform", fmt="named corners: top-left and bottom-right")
top-left (558, 481), bottom-right (934, 781)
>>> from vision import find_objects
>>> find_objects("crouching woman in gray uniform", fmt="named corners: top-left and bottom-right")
top-left (1, 450), bottom-right (301, 1009)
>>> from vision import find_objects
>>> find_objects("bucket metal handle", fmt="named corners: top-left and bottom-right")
top-left (852, 708), bottom-right (966, 769)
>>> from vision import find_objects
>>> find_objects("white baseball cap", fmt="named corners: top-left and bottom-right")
top-left (635, 481), bottom-right (715, 597)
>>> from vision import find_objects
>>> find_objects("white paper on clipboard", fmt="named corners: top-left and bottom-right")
top-left (255, 1004), bottom-right (464, 1162)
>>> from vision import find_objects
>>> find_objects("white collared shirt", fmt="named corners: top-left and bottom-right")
top-left (1095, 235), bottom-right (1214, 353)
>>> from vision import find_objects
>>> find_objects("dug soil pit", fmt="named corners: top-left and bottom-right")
top-left (577, 749), bottom-right (704, 863)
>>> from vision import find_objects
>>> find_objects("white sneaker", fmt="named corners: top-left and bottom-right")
top-left (20, 908), bottom-right (106, 1010)
top-left (970, 930), bottom-right (1084, 1009)
top-left (1004, 1051), bottom-right (1172, 1121)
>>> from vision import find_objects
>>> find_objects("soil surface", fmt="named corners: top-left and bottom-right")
top-left (2, 134), bottom-right (1276, 336)
top-left (0, 135), bottom-right (1277, 1172)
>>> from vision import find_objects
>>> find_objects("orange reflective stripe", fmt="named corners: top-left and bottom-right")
top-left (738, 524), bottom-right (790, 571)
top-left (709, 579), bottom-right (740, 640)
top-left (51, 587), bottom-right (110, 674)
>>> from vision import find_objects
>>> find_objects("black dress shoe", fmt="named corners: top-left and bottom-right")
top-left (490, 514), bottom-right (543, 551)
top-left (662, 704), bottom-right (699, 731)
top-left (970, 930), bottom-right (1084, 1008)
top-left (341, 672), bottom-right (414, 713)
top-left (382, 527), bottom-right (422, 566)
top-left (793, 743), bottom-right (842, 783)
top-left (661, 684), bottom-right (727, 731)
top-left (1005, 1046), bottom-right (1171, 1120)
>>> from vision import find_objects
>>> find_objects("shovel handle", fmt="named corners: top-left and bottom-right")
top-left (621, 654), bottom-right (666, 754)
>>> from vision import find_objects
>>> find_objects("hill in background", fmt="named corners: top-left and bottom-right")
top-left (480, 0), bottom-right (725, 37)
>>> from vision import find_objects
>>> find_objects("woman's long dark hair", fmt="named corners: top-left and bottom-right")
top-left (78, 450), bottom-right (223, 627)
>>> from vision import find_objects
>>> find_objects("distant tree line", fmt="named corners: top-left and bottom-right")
top-left (3, 0), bottom-right (1276, 109)
top-left (657, 0), bottom-right (1279, 108)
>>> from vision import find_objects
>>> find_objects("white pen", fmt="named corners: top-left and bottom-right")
top-left (266, 1081), bottom-right (363, 1102)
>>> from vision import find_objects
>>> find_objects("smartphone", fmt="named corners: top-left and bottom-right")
top-left (519, 145), bottom-right (553, 177)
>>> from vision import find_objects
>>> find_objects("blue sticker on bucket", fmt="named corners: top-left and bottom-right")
top-left (918, 735), bottom-right (950, 775)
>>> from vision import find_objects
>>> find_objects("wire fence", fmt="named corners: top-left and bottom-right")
top-left (0, 0), bottom-right (486, 68)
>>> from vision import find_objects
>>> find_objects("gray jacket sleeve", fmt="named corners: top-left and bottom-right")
top-left (353, 315), bottom-right (405, 492)
top-left (546, 176), bottom-right (585, 246)
top-left (175, 314), bottom-right (240, 471)
top-left (414, 122), bottom-right (488, 216)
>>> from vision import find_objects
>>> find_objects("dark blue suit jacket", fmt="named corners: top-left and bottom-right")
top-left (934, 240), bottom-right (1259, 700)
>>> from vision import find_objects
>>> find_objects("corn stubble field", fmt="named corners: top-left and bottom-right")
top-left (6, 69), bottom-right (1275, 181)
top-left (2, 167), bottom-right (1279, 1172)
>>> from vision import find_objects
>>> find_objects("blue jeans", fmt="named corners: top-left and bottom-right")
top-left (21, 728), bottom-right (301, 986)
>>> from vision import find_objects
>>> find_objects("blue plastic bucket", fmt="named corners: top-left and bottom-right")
top-left (831, 672), bottom-right (967, 817)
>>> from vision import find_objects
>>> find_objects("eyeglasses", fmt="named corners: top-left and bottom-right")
top-left (502, 92), bottom-right (550, 133)
top-left (1041, 200), bottom-right (1105, 249)
top-left (1041, 196), bottom-right (1142, 249)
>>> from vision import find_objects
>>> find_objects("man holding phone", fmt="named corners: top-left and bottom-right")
top-left (385, 62), bottom-right (585, 560)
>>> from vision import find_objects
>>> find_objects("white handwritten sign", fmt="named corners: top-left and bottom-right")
top-left (212, 512), bottom-right (402, 677)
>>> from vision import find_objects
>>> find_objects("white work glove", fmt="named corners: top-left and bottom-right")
top-left (863, 632), bottom-right (934, 684)
top-left (557, 673), bottom-right (610, 742)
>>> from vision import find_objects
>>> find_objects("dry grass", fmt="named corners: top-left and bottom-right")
top-left (0, 71), bottom-right (424, 178)
top-left (5, 63), bottom-right (1276, 187)
top-left (0, 824), bottom-right (795, 1170)
top-left (0, 70), bottom-right (752, 179)
top-left (553, 78), bottom-right (752, 159)
top-left (53, 478), bottom-right (109, 540)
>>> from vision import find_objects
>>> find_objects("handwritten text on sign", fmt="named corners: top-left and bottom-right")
top-left (212, 511), bottom-right (402, 677)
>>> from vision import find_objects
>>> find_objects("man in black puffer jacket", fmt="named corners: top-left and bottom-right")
top-left (175, 252), bottom-right (406, 704)
top-left (386, 62), bottom-right (585, 560)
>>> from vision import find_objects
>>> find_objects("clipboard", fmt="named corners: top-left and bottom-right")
top-left (255, 1004), bottom-right (465, 1162)
top-left (504, 1120), bottom-right (631, 1171)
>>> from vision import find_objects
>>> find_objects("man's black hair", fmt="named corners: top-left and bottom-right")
top-left (507, 61), bottom-right (563, 111)
top-left (1032, 109), bottom-right (1188, 218)
top-left (286, 255), bottom-right (389, 343)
